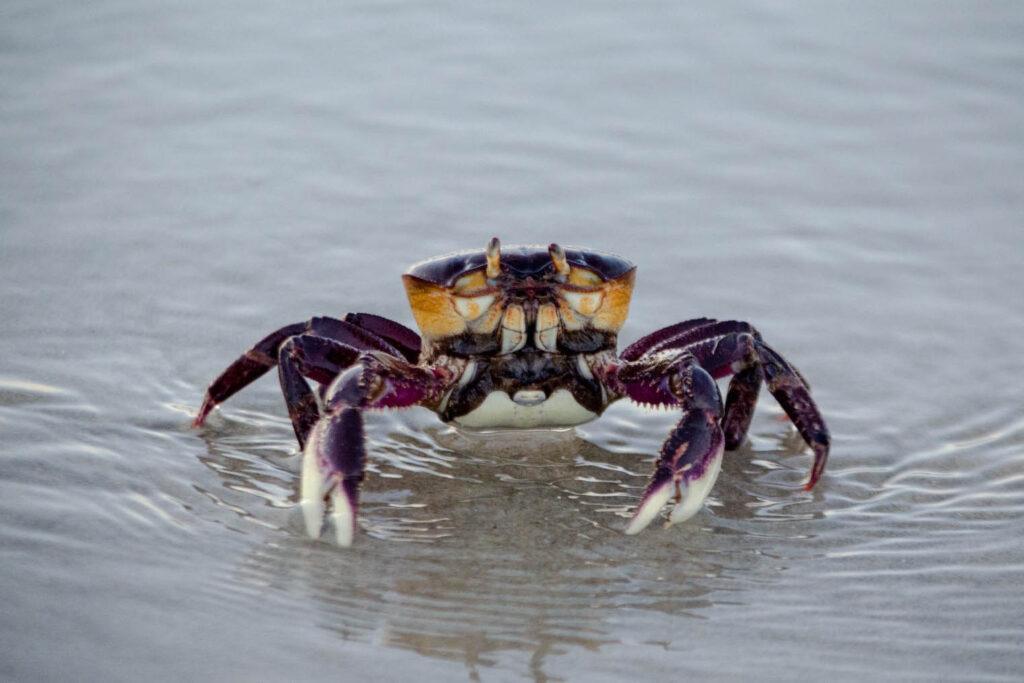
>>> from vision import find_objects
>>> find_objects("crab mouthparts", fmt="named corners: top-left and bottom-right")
top-left (507, 277), bottom-right (548, 298)
top-left (512, 389), bottom-right (546, 406)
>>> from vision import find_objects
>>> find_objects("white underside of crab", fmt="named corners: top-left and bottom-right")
top-left (451, 388), bottom-right (599, 429)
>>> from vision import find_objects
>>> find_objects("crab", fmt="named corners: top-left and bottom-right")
top-left (194, 238), bottom-right (830, 546)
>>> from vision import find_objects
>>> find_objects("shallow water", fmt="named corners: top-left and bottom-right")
top-left (3, 1), bottom-right (1024, 680)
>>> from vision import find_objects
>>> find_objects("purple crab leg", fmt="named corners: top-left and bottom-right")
top-left (722, 365), bottom-right (763, 449)
top-left (621, 318), bottom-right (756, 362)
top-left (277, 335), bottom-right (362, 448)
top-left (620, 317), bottom-right (716, 361)
top-left (754, 341), bottom-right (830, 489)
top-left (614, 353), bottom-right (726, 534)
top-left (683, 331), bottom-right (830, 489)
top-left (194, 315), bottom-right (412, 426)
top-left (342, 312), bottom-right (421, 363)
top-left (672, 330), bottom-right (765, 448)
top-left (194, 320), bottom-right (307, 426)
top-left (302, 352), bottom-right (449, 546)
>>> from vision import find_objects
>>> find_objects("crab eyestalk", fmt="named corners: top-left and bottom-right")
top-left (486, 236), bottom-right (501, 279)
top-left (549, 243), bottom-right (570, 278)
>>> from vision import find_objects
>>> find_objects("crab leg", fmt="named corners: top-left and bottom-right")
top-left (683, 332), bottom-right (830, 489)
top-left (194, 320), bottom-right (306, 426)
top-left (721, 366), bottom-right (763, 449)
top-left (302, 352), bottom-right (447, 546)
top-left (678, 330), bottom-right (765, 448)
top-left (753, 341), bottom-right (830, 489)
top-left (614, 352), bottom-right (726, 534)
top-left (626, 323), bottom-right (830, 490)
top-left (341, 313), bottom-right (422, 363)
top-left (195, 315), bottom-right (418, 426)
top-left (620, 318), bottom-right (754, 361)
top-left (277, 335), bottom-right (363, 448)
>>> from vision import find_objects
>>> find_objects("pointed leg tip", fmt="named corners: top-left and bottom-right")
top-left (803, 465), bottom-right (825, 491)
top-left (194, 397), bottom-right (216, 427)
top-left (804, 441), bottom-right (829, 491)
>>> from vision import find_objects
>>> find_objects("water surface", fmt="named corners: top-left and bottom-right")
top-left (2, 1), bottom-right (1024, 680)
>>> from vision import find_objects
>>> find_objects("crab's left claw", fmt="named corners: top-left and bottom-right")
top-left (625, 410), bottom-right (725, 535)
top-left (300, 407), bottom-right (365, 546)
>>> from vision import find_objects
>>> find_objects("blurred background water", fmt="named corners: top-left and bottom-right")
top-left (2, 1), bottom-right (1023, 680)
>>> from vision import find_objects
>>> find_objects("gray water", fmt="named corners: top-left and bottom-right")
top-left (3, 1), bottom-right (1024, 681)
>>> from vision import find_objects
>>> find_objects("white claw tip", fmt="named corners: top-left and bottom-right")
top-left (625, 441), bottom-right (726, 536)
top-left (330, 488), bottom-right (356, 547)
top-left (665, 442), bottom-right (725, 528)
top-left (301, 498), bottom-right (325, 539)
top-left (300, 447), bottom-right (326, 538)
top-left (624, 481), bottom-right (675, 535)
top-left (298, 427), bottom-right (359, 547)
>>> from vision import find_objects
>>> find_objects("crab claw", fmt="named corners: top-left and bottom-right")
top-left (299, 408), bottom-right (365, 546)
top-left (625, 410), bottom-right (725, 535)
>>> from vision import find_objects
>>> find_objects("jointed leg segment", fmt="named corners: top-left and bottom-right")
top-left (194, 314), bottom-right (421, 427)
top-left (277, 334), bottom-right (362, 448)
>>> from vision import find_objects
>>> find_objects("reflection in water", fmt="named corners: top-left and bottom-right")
top-left (234, 538), bottom-right (625, 682)
top-left (195, 406), bottom-right (823, 679)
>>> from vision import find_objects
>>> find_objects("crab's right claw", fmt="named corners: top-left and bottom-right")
top-left (299, 408), bottom-right (366, 547)
top-left (625, 410), bottom-right (725, 535)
